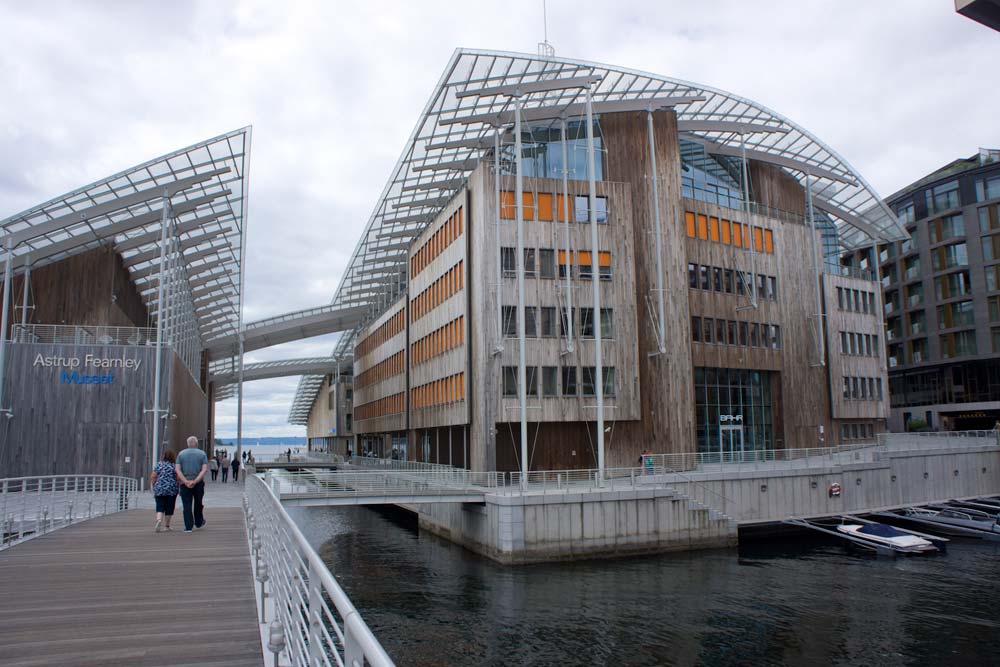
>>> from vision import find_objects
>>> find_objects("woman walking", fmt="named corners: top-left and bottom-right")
top-left (210, 455), bottom-right (219, 482)
top-left (220, 452), bottom-right (229, 483)
top-left (150, 450), bottom-right (180, 532)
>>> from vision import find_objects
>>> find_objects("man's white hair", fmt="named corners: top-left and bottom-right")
top-left (187, 436), bottom-right (199, 447)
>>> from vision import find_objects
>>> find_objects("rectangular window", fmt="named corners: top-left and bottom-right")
top-left (601, 308), bottom-right (614, 339)
top-left (709, 217), bottom-right (720, 241)
top-left (976, 174), bottom-right (1000, 202)
top-left (685, 211), bottom-right (696, 237)
top-left (578, 250), bottom-right (593, 280)
top-left (580, 308), bottom-right (595, 338)
top-left (926, 180), bottom-right (960, 214)
top-left (724, 269), bottom-right (734, 294)
top-left (713, 267), bottom-right (723, 292)
top-left (703, 317), bottom-right (714, 344)
top-left (501, 247), bottom-right (516, 277)
top-left (560, 307), bottom-right (575, 337)
top-left (603, 367), bottom-right (615, 397)
top-left (692, 316), bottom-right (702, 342)
top-left (689, 263), bottom-right (699, 288)
top-left (768, 276), bottom-right (778, 300)
top-left (727, 320), bottom-right (737, 345)
top-left (540, 307), bottom-right (557, 337)
top-left (739, 321), bottom-right (749, 347)
top-left (536, 193), bottom-right (554, 221)
top-left (599, 251), bottom-right (612, 280)
top-left (697, 214), bottom-right (709, 239)
top-left (841, 331), bottom-right (849, 354)
top-left (574, 195), bottom-right (609, 223)
top-left (503, 366), bottom-right (517, 396)
top-left (843, 377), bottom-right (850, 400)
top-left (539, 249), bottom-right (555, 279)
top-left (502, 306), bottom-right (517, 337)
top-left (524, 306), bottom-right (537, 337)
top-left (720, 219), bottom-right (732, 244)
top-left (526, 366), bottom-right (538, 397)
top-left (715, 318), bottom-right (726, 345)
top-left (763, 229), bottom-right (774, 253)
top-left (772, 324), bottom-right (781, 350)
top-left (852, 377), bottom-right (859, 400)
top-left (750, 322), bottom-right (760, 348)
top-left (561, 366), bottom-right (578, 396)
top-left (524, 248), bottom-right (536, 278)
top-left (542, 367), bottom-right (558, 396)
top-left (700, 265), bottom-right (710, 290)
top-left (581, 367), bottom-right (596, 396)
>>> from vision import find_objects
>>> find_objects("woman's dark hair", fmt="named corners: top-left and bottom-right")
top-left (163, 450), bottom-right (177, 463)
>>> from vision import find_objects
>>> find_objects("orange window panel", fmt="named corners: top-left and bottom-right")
top-left (720, 219), bottom-right (731, 244)
top-left (732, 223), bottom-right (742, 247)
top-left (685, 211), bottom-right (696, 237)
top-left (598, 251), bottom-right (611, 267)
top-left (764, 229), bottom-right (774, 254)
top-left (555, 194), bottom-right (569, 222)
top-left (458, 207), bottom-right (463, 234)
top-left (709, 217), bottom-right (720, 242)
top-left (537, 192), bottom-right (554, 221)
top-left (500, 191), bottom-right (517, 219)
top-left (697, 214), bottom-right (708, 240)
top-left (523, 192), bottom-right (535, 221)
top-left (753, 227), bottom-right (764, 252)
top-left (578, 250), bottom-right (593, 265)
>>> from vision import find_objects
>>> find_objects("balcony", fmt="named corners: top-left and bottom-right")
top-left (10, 324), bottom-right (159, 346)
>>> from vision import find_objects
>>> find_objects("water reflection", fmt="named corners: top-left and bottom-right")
top-left (289, 506), bottom-right (1000, 667)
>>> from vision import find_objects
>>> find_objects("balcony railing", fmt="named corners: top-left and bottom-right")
top-left (824, 262), bottom-right (876, 282)
top-left (10, 324), bottom-right (158, 347)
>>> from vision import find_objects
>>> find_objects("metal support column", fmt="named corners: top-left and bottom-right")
top-left (585, 87), bottom-right (605, 480)
top-left (494, 129), bottom-right (505, 353)
top-left (19, 258), bottom-right (31, 329)
top-left (560, 117), bottom-right (574, 351)
top-left (0, 239), bottom-right (14, 415)
top-left (150, 194), bottom-right (171, 468)
top-left (647, 110), bottom-right (666, 353)
top-left (514, 95), bottom-right (529, 488)
top-left (806, 173), bottom-right (825, 365)
top-left (739, 134), bottom-right (758, 307)
top-left (237, 331), bottom-right (245, 460)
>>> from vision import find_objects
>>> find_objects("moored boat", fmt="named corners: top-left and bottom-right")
top-left (836, 523), bottom-right (938, 553)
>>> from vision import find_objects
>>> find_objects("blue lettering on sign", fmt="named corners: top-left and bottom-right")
top-left (60, 370), bottom-right (115, 385)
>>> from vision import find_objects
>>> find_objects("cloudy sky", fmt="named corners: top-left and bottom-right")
top-left (1, 1), bottom-right (998, 438)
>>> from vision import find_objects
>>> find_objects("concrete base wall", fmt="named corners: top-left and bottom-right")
top-left (411, 445), bottom-right (999, 563)
top-left (683, 444), bottom-right (1000, 524)
top-left (415, 488), bottom-right (738, 564)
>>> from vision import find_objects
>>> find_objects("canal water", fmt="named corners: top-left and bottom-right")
top-left (290, 506), bottom-right (1000, 666)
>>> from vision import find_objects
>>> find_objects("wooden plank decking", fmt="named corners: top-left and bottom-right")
top-left (0, 508), bottom-right (263, 667)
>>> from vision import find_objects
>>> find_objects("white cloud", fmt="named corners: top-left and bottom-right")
top-left (3, 1), bottom-right (998, 438)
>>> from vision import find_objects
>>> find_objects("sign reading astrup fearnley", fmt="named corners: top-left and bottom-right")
top-left (32, 353), bottom-right (144, 385)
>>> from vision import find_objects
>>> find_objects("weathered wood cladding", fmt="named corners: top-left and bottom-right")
top-left (0, 246), bottom-right (150, 334)
top-left (601, 110), bottom-right (694, 465)
top-left (0, 342), bottom-right (171, 478)
top-left (749, 161), bottom-right (807, 217)
top-left (824, 273), bottom-right (890, 425)
top-left (306, 375), bottom-right (353, 453)
top-left (408, 192), bottom-right (470, 431)
top-left (352, 295), bottom-right (407, 434)
top-left (166, 351), bottom-right (208, 452)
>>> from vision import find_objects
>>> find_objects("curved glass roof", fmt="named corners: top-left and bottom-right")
top-left (289, 48), bottom-right (907, 423)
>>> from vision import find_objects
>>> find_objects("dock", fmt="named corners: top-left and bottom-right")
top-left (0, 507), bottom-right (263, 667)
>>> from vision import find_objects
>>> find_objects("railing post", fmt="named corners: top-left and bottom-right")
top-left (344, 623), bottom-right (364, 667)
top-left (308, 560), bottom-right (324, 665)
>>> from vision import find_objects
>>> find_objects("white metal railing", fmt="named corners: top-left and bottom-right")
top-left (641, 442), bottom-right (882, 474)
top-left (270, 468), bottom-right (502, 501)
top-left (346, 456), bottom-right (458, 473)
top-left (244, 475), bottom-right (394, 667)
top-left (10, 323), bottom-right (159, 346)
top-left (878, 430), bottom-right (1000, 450)
top-left (1, 475), bottom-right (138, 550)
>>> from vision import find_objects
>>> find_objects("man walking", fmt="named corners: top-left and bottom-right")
top-left (175, 436), bottom-right (208, 533)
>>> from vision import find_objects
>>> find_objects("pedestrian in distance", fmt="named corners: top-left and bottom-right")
top-left (220, 451), bottom-right (229, 483)
top-left (209, 456), bottom-right (219, 482)
top-left (175, 436), bottom-right (209, 533)
top-left (150, 449), bottom-right (179, 532)
top-left (231, 454), bottom-right (241, 483)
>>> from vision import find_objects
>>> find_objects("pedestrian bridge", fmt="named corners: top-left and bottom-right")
top-left (266, 468), bottom-right (501, 507)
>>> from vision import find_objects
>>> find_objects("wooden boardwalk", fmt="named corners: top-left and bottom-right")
top-left (0, 508), bottom-right (263, 667)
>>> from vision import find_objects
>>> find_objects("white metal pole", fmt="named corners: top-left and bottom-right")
top-left (237, 331), bottom-right (245, 460)
top-left (19, 258), bottom-right (30, 329)
top-left (514, 96), bottom-right (529, 488)
top-left (806, 174), bottom-right (825, 365)
top-left (0, 240), bottom-right (13, 414)
top-left (739, 134), bottom-right (757, 307)
top-left (151, 195), bottom-right (171, 469)
top-left (585, 87), bottom-right (605, 480)
top-left (560, 117), bottom-right (574, 351)
top-left (494, 129), bottom-right (504, 353)
top-left (647, 110), bottom-right (666, 353)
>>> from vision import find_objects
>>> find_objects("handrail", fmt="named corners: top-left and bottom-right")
top-left (245, 474), bottom-right (394, 666)
top-left (1, 474), bottom-right (138, 550)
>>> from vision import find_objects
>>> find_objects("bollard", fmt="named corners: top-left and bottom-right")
top-left (267, 620), bottom-right (287, 665)
top-left (256, 563), bottom-right (270, 621)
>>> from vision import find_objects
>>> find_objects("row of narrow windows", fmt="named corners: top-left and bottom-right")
top-left (841, 422), bottom-right (875, 441)
top-left (411, 372), bottom-right (465, 409)
top-left (355, 310), bottom-right (405, 359)
top-left (840, 331), bottom-right (880, 358)
top-left (411, 261), bottom-right (464, 322)
top-left (355, 392), bottom-right (405, 421)
top-left (842, 376), bottom-right (884, 401)
top-left (691, 316), bottom-right (782, 350)
top-left (684, 211), bottom-right (775, 253)
top-left (500, 247), bottom-right (612, 280)
top-left (835, 286), bottom-right (877, 315)
top-left (411, 316), bottom-right (465, 366)
top-left (687, 262), bottom-right (778, 300)
top-left (354, 351), bottom-right (405, 390)
top-left (500, 191), bottom-right (609, 223)
top-left (502, 306), bottom-right (613, 339)
top-left (502, 365), bottom-right (615, 397)
top-left (411, 207), bottom-right (463, 278)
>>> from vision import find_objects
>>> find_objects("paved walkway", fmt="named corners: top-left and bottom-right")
top-left (0, 505), bottom-right (262, 667)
